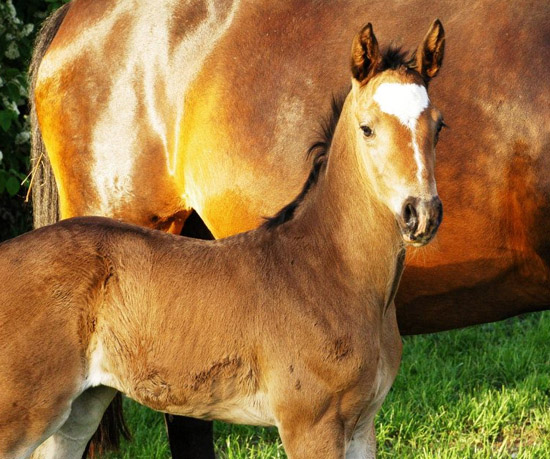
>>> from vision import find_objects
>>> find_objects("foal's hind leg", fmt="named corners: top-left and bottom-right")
top-left (32, 386), bottom-right (116, 459)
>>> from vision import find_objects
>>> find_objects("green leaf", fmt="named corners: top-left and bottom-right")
top-left (15, 131), bottom-right (30, 145)
top-left (0, 110), bottom-right (12, 132)
top-left (8, 168), bottom-right (26, 181)
top-left (3, 68), bottom-right (20, 79)
top-left (3, 98), bottom-right (20, 116)
top-left (5, 175), bottom-right (20, 196)
top-left (5, 41), bottom-right (20, 60)
top-left (21, 23), bottom-right (34, 37)
top-left (7, 81), bottom-right (23, 100)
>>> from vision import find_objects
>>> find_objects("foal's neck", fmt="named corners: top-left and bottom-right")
top-left (286, 100), bottom-right (402, 290)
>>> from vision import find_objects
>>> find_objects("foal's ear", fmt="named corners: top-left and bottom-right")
top-left (351, 23), bottom-right (382, 85)
top-left (416, 19), bottom-right (445, 82)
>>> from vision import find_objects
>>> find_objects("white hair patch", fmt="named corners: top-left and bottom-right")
top-left (373, 83), bottom-right (429, 129)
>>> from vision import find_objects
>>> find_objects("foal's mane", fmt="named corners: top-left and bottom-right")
top-left (262, 94), bottom-right (345, 229)
top-left (263, 46), bottom-right (413, 229)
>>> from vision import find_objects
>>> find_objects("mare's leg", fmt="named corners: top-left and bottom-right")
top-left (32, 386), bottom-right (116, 459)
top-left (165, 415), bottom-right (215, 459)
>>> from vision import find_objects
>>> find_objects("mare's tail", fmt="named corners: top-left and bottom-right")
top-left (28, 3), bottom-right (71, 228)
top-left (28, 3), bottom-right (131, 457)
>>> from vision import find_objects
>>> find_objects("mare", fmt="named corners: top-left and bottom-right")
top-left (2, 22), bottom-right (444, 458)
top-left (30, 0), bottom-right (550, 456)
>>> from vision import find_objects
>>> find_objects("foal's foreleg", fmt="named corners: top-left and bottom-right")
top-left (278, 417), bottom-right (346, 459)
top-left (345, 420), bottom-right (376, 459)
top-left (31, 386), bottom-right (116, 459)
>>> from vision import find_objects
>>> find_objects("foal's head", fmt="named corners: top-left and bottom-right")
top-left (349, 20), bottom-right (445, 246)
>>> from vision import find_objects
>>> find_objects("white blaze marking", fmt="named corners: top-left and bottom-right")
top-left (373, 83), bottom-right (429, 182)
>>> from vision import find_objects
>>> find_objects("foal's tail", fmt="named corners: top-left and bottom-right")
top-left (28, 4), bottom-right (70, 228)
top-left (28, 4), bottom-right (131, 457)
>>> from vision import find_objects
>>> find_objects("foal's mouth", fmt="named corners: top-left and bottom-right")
top-left (401, 230), bottom-right (439, 247)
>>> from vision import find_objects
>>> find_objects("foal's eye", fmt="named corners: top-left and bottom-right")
top-left (435, 120), bottom-right (447, 142)
top-left (361, 125), bottom-right (374, 138)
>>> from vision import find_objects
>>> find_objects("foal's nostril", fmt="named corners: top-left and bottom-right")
top-left (402, 200), bottom-right (419, 235)
top-left (434, 197), bottom-right (443, 225)
top-left (404, 203), bottom-right (417, 227)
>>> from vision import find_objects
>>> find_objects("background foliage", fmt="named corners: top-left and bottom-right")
top-left (0, 0), bottom-right (68, 241)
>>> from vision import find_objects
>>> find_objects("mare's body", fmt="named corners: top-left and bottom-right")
top-left (32, 0), bottom-right (550, 334)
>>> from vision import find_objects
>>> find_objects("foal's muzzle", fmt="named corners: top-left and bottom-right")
top-left (398, 196), bottom-right (443, 246)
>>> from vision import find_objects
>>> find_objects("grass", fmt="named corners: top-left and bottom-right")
top-left (107, 311), bottom-right (550, 458)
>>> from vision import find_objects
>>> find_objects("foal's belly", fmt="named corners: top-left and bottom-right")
top-left (100, 359), bottom-right (277, 426)
top-left (111, 374), bottom-right (277, 426)
top-left (163, 391), bottom-right (276, 426)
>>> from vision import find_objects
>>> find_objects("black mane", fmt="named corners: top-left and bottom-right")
top-left (380, 46), bottom-right (415, 71)
top-left (263, 46), bottom-right (414, 229)
top-left (262, 93), bottom-right (345, 229)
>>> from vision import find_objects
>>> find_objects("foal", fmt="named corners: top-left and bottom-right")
top-left (1, 21), bottom-right (444, 458)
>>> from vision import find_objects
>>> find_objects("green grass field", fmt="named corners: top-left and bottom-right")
top-left (107, 311), bottom-right (550, 458)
